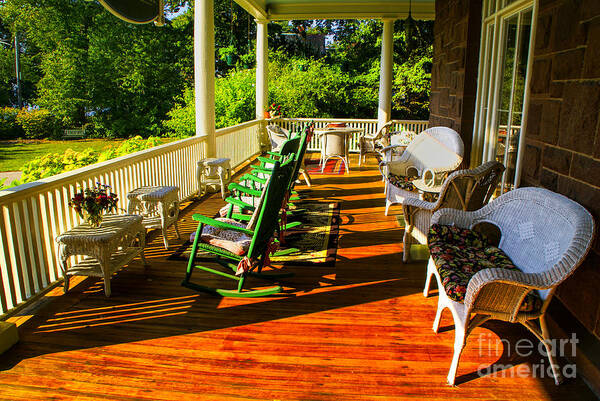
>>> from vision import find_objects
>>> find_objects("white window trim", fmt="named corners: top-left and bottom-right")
top-left (471, 0), bottom-right (538, 191)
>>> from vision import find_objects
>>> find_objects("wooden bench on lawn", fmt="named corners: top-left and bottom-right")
top-left (63, 128), bottom-right (86, 140)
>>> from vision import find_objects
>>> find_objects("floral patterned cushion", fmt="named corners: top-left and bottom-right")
top-left (428, 224), bottom-right (542, 312)
top-left (388, 174), bottom-right (415, 191)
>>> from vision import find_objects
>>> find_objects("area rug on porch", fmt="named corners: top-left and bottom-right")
top-left (304, 159), bottom-right (347, 175)
top-left (168, 202), bottom-right (340, 266)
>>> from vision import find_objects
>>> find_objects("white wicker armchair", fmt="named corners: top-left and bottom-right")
top-left (425, 187), bottom-right (595, 385)
top-left (358, 121), bottom-right (393, 166)
top-left (401, 161), bottom-right (505, 262)
top-left (266, 124), bottom-right (290, 151)
top-left (380, 126), bottom-right (464, 215)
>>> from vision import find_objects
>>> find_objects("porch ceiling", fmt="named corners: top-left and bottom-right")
top-left (234, 0), bottom-right (435, 21)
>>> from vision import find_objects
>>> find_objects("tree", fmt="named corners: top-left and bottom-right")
top-left (0, 0), bottom-right (192, 135)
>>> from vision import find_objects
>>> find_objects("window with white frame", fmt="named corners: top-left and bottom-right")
top-left (472, 0), bottom-right (537, 193)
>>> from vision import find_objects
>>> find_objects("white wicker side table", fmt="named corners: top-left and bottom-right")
top-left (127, 186), bottom-right (181, 249)
top-left (197, 157), bottom-right (231, 199)
top-left (56, 214), bottom-right (147, 297)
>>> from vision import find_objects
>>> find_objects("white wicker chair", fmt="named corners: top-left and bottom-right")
top-left (380, 126), bottom-right (464, 216)
top-left (358, 121), bottom-right (393, 166)
top-left (379, 130), bottom-right (416, 163)
top-left (425, 187), bottom-right (595, 385)
top-left (266, 124), bottom-right (290, 151)
top-left (401, 161), bottom-right (505, 262)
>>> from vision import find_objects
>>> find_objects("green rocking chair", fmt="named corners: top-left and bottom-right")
top-left (182, 158), bottom-right (295, 297)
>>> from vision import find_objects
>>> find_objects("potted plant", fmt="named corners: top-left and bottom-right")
top-left (265, 103), bottom-right (282, 119)
top-left (218, 45), bottom-right (237, 66)
top-left (69, 183), bottom-right (119, 227)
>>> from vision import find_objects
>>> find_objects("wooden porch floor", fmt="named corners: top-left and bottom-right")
top-left (1, 154), bottom-right (596, 400)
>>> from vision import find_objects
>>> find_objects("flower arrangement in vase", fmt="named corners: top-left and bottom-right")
top-left (265, 103), bottom-right (282, 119)
top-left (69, 183), bottom-right (119, 227)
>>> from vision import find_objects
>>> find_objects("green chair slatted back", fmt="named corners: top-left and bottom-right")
top-left (248, 156), bottom-right (295, 260)
top-left (289, 124), bottom-right (312, 190)
top-left (182, 156), bottom-right (296, 297)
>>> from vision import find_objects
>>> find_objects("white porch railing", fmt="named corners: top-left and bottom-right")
top-left (0, 119), bottom-right (262, 317)
top-left (216, 119), bottom-right (262, 168)
top-left (271, 118), bottom-right (429, 152)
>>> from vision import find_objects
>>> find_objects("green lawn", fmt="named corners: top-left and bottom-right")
top-left (0, 139), bottom-right (125, 171)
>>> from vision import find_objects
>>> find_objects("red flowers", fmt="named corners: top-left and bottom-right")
top-left (267, 103), bottom-right (282, 116)
top-left (69, 183), bottom-right (118, 223)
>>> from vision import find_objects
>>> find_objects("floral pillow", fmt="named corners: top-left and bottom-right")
top-left (388, 173), bottom-right (415, 191)
top-left (428, 224), bottom-right (542, 312)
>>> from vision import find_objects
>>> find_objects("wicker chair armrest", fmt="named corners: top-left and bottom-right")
top-left (379, 144), bottom-right (407, 155)
top-left (380, 159), bottom-right (418, 177)
top-left (464, 268), bottom-right (549, 321)
top-left (402, 196), bottom-right (437, 211)
top-left (430, 208), bottom-right (476, 229)
top-left (402, 198), bottom-right (436, 228)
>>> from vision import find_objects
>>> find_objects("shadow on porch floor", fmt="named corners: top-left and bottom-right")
top-left (1, 154), bottom-right (595, 400)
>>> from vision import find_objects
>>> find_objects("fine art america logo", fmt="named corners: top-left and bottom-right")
top-left (476, 333), bottom-right (578, 379)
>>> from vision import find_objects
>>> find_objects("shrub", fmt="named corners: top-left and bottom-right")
top-left (163, 87), bottom-right (195, 138)
top-left (16, 109), bottom-right (62, 139)
top-left (20, 148), bottom-right (99, 182)
top-left (9, 136), bottom-right (164, 187)
top-left (0, 107), bottom-right (25, 140)
top-left (214, 69), bottom-right (255, 127)
top-left (97, 136), bottom-right (162, 161)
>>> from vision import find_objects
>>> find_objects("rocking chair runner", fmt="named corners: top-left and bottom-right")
top-left (182, 158), bottom-right (295, 297)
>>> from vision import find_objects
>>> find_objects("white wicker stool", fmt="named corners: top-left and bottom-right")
top-left (127, 186), bottom-right (181, 249)
top-left (197, 157), bottom-right (231, 199)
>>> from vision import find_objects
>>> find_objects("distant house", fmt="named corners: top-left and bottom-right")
top-left (280, 32), bottom-right (326, 55)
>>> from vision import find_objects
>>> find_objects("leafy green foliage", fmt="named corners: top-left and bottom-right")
top-left (0, 107), bottom-right (24, 139)
top-left (392, 51), bottom-right (433, 120)
top-left (6, 136), bottom-right (163, 188)
top-left (96, 136), bottom-right (162, 161)
top-left (163, 87), bottom-right (195, 138)
top-left (20, 148), bottom-right (98, 182)
top-left (164, 69), bottom-right (256, 137)
top-left (0, 0), bottom-right (191, 136)
top-left (215, 69), bottom-right (256, 127)
top-left (268, 55), bottom-right (354, 118)
top-left (15, 108), bottom-right (61, 139)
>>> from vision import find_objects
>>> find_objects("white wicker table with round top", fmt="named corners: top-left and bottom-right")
top-left (56, 214), bottom-right (147, 297)
top-left (127, 185), bottom-right (181, 249)
top-left (412, 177), bottom-right (443, 201)
top-left (315, 127), bottom-right (363, 173)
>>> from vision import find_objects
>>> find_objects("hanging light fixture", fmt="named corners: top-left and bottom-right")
top-left (97, 0), bottom-right (164, 26)
top-left (405, 0), bottom-right (414, 53)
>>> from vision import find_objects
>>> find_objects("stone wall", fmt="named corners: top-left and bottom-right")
top-left (428, 0), bottom-right (481, 165)
top-left (521, 0), bottom-right (600, 340)
top-left (431, 0), bottom-right (600, 341)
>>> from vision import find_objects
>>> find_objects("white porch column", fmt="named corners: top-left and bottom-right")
top-left (377, 18), bottom-right (395, 130)
top-left (194, 0), bottom-right (216, 157)
top-left (255, 19), bottom-right (269, 120)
